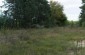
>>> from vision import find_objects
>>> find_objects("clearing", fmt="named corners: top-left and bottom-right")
top-left (0, 27), bottom-right (85, 55)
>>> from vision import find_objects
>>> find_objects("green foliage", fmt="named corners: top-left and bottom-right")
top-left (81, 22), bottom-right (85, 27)
top-left (0, 15), bottom-right (16, 29)
top-left (4, 0), bottom-right (67, 28)
top-left (50, 1), bottom-right (67, 26)
top-left (66, 21), bottom-right (79, 27)
top-left (79, 0), bottom-right (85, 26)
top-left (2, 0), bottom-right (68, 28)
top-left (5, 0), bottom-right (51, 28)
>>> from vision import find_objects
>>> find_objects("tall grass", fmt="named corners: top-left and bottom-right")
top-left (0, 27), bottom-right (85, 55)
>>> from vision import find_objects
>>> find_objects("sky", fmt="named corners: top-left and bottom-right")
top-left (0, 0), bottom-right (82, 21)
top-left (0, 0), bottom-right (4, 5)
top-left (0, 0), bottom-right (6, 13)
top-left (48, 0), bottom-right (82, 21)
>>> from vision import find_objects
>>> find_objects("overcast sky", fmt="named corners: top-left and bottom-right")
top-left (48, 0), bottom-right (82, 21)
top-left (0, 0), bottom-right (4, 6)
top-left (0, 0), bottom-right (5, 12)
top-left (0, 0), bottom-right (3, 4)
top-left (0, 0), bottom-right (82, 21)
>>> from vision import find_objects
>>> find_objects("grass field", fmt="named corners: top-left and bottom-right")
top-left (0, 27), bottom-right (85, 55)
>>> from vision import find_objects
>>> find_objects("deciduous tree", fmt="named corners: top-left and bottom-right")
top-left (50, 1), bottom-right (67, 26)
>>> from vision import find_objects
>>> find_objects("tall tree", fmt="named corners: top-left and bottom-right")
top-left (50, 1), bottom-right (67, 26)
top-left (5, 0), bottom-right (51, 28)
top-left (79, 0), bottom-right (85, 26)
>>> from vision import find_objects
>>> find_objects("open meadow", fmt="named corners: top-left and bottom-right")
top-left (0, 0), bottom-right (84, 55)
top-left (0, 27), bottom-right (85, 55)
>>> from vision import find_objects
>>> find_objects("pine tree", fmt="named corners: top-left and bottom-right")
top-left (79, 0), bottom-right (85, 26)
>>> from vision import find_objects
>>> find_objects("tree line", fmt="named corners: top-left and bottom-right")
top-left (0, 0), bottom-right (67, 28)
top-left (2, 0), bottom-right (85, 28)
